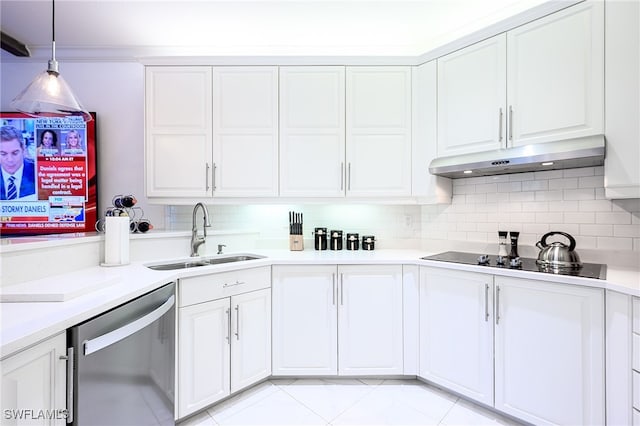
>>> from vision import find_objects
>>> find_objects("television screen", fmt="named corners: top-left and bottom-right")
top-left (0, 112), bottom-right (98, 236)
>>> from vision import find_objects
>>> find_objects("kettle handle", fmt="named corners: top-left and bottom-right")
top-left (539, 231), bottom-right (576, 251)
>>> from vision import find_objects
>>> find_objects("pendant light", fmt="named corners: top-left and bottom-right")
top-left (11, 0), bottom-right (92, 122)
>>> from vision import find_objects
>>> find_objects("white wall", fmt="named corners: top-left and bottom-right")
top-left (0, 60), bottom-right (166, 229)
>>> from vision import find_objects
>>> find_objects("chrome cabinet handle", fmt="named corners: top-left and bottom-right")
top-left (340, 273), bottom-right (344, 305)
top-left (484, 284), bottom-right (490, 322)
top-left (61, 347), bottom-right (74, 423)
top-left (510, 106), bottom-right (514, 141)
top-left (227, 307), bottom-right (231, 343)
top-left (223, 280), bottom-right (245, 288)
top-left (340, 163), bottom-right (344, 191)
top-left (332, 273), bottom-right (336, 305)
top-left (212, 163), bottom-right (217, 191)
top-left (498, 108), bottom-right (504, 143)
top-left (83, 295), bottom-right (175, 355)
top-left (495, 285), bottom-right (501, 325)
top-left (235, 305), bottom-right (240, 340)
top-left (206, 162), bottom-right (210, 191)
top-left (347, 163), bottom-right (351, 191)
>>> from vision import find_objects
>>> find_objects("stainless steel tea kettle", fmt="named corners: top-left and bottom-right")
top-left (535, 231), bottom-right (583, 270)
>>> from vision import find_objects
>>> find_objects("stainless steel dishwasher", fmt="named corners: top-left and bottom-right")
top-left (67, 282), bottom-right (175, 425)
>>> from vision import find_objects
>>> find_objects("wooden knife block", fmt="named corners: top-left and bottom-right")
top-left (289, 235), bottom-right (304, 251)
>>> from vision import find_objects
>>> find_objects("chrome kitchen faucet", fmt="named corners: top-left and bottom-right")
top-left (190, 202), bottom-right (211, 257)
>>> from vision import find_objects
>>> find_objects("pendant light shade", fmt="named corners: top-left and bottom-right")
top-left (11, 0), bottom-right (92, 122)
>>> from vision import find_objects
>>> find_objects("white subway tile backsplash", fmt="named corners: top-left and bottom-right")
top-left (534, 170), bottom-right (564, 180)
top-left (498, 182), bottom-right (521, 193)
top-left (579, 175), bottom-right (604, 188)
top-left (536, 212), bottom-right (564, 223)
top-left (522, 180), bottom-right (549, 191)
top-left (535, 190), bottom-right (563, 201)
top-left (475, 183), bottom-right (498, 193)
top-left (596, 212), bottom-right (632, 224)
top-left (597, 236), bottom-right (633, 251)
top-left (563, 188), bottom-right (595, 201)
top-left (564, 212), bottom-right (596, 224)
top-left (579, 224), bottom-right (614, 237)
top-left (509, 191), bottom-right (535, 202)
top-left (549, 178), bottom-right (578, 190)
top-left (613, 224), bottom-right (640, 238)
top-left (167, 169), bottom-right (639, 254)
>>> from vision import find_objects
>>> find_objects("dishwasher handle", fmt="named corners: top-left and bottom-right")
top-left (83, 295), bottom-right (175, 356)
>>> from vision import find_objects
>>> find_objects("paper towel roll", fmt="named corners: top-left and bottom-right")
top-left (104, 216), bottom-right (130, 266)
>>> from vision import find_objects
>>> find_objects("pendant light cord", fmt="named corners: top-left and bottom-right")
top-left (51, 0), bottom-right (56, 61)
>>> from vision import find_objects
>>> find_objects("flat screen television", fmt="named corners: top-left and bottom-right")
top-left (0, 112), bottom-right (98, 237)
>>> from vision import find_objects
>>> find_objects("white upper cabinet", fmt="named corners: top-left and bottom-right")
top-left (604, 0), bottom-right (640, 199)
top-left (279, 67), bottom-right (346, 197)
top-left (436, 1), bottom-right (604, 156)
top-left (507, 1), bottom-right (604, 146)
top-left (145, 66), bottom-right (213, 198)
top-left (213, 67), bottom-right (279, 197)
top-left (346, 67), bottom-right (412, 197)
top-left (437, 35), bottom-right (507, 157)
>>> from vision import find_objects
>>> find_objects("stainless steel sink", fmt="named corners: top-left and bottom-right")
top-left (146, 254), bottom-right (264, 271)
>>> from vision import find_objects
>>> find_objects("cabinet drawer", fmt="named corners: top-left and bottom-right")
top-left (635, 371), bottom-right (640, 410)
top-left (634, 333), bottom-right (640, 372)
top-left (179, 266), bottom-right (270, 307)
top-left (634, 408), bottom-right (640, 426)
top-left (634, 297), bottom-right (640, 334)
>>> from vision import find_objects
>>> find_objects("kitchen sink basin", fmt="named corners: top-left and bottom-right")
top-left (146, 254), bottom-right (264, 271)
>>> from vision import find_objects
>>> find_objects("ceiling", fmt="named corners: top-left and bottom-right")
top-left (1, 0), bottom-right (553, 61)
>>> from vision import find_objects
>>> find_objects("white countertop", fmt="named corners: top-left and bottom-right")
top-left (1, 248), bottom-right (638, 359)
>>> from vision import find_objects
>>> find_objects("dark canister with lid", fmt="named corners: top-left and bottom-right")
top-left (346, 233), bottom-right (359, 250)
top-left (314, 227), bottom-right (328, 251)
top-left (362, 235), bottom-right (376, 251)
top-left (330, 230), bottom-right (343, 250)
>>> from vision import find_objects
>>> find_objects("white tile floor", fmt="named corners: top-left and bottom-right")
top-left (178, 379), bottom-right (524, 426)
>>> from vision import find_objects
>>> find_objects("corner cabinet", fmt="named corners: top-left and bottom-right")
top-left (177, 267), bottom-right (271, 419)
top-left (145, 66), bottom-right (278, 199)
top-left (419, 267), bottom-right (605, 425)
top-left (437, 1), bottom-right (604, 156)
top-left (272, 264), bottom-right (403, 376)
top-left (1, 333), bottom-right (67, 426)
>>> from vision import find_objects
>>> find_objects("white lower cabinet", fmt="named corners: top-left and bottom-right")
top-left (272, 264), bottom-right (403, 376)
top-left (177, 268), bottom-right (271, 418)
top-left (419, 267), bottom-right (494, 406)
top-left (1, 333), bottom-right (67, 426)
top-left (494, 276), bottom-right (604, 425)
top-left (419, 268), bottom-right (605, 426)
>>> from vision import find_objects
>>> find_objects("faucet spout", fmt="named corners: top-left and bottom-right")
top-left (190, 203), bottom-right (211, 257)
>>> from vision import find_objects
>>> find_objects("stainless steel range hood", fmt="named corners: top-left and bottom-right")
top-left (428, 135), bottom-right (605, 178)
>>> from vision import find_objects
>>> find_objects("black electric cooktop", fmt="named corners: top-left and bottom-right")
top-left (421, 251), bottom-right (607, 280)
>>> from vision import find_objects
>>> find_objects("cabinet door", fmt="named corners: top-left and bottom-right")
top-left (1, 333), bottom-right (66, 426)
top-left (437, 35), bottom-right (507, 156)
top-left (507, 1), bottom-right (604, 146)
top-left (494, 276), bottom-right (604, 425)
top-left (272, 265), bottom-right (338, 376)
top-left (145, 66), bottom-right (213, 197)
top-left (346, 67), bottom-right (412, 197)
top-left (212, 67), bottom-right (279, 197)
top-left (178, 298), bottom-right (230, 417)
top-left (280, 66), bottom-right (346, 197)
top-left (419, 267), bottom-right (494, 406)
top-left (338, 265), bottom-right (403, 375)
top-left (230, 288), bottom-right (271, 393)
